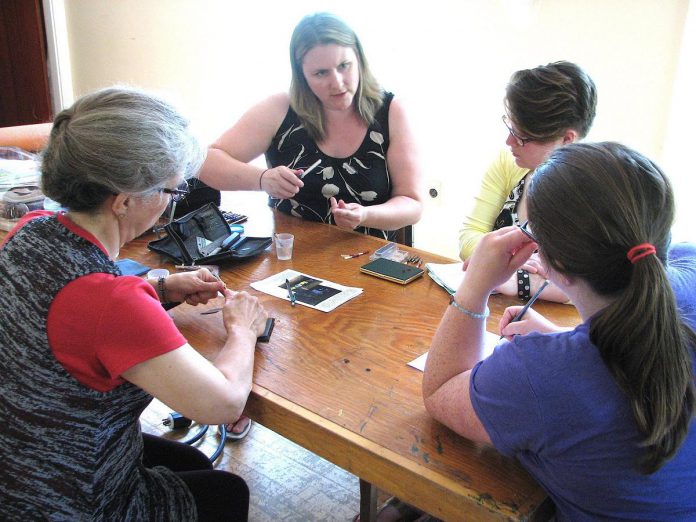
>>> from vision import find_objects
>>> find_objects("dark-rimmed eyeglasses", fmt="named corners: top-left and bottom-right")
top-left (161, 182), bottom-right (189, 203)
top-left (502, 115), bottom-right (536, 147)
top-left (518, 220), bottom-right (537, 243)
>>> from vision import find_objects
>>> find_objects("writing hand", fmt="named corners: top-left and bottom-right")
top-left (499, 305), bottom-right (560, 339)
top-left (261, 166), bottom-right (304, 199)
top-left (330, 197), bottom-right (365, 230)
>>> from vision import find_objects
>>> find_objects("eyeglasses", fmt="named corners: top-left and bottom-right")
top-left (161, 181), bottom-right (189, 203)
top-left (502, 115), bottom-right (536, 147)
top-left (518, 220), bottom-right (537, 243)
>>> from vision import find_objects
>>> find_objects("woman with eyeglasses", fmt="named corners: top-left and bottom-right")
top-left (459, 61), bottom-right (597, 303)
top-left (0, 87), bottom-right (268, 521)
top-left (425, 142), bottom-right (696, 520)
top-left (198, 12), bottom-right (423, 242)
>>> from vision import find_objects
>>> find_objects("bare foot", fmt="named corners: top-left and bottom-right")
top-left (222, 415), bottom-right (252, 440)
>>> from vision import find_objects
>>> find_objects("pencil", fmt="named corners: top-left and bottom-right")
top-left (500, 279), bottom-right (550, 339)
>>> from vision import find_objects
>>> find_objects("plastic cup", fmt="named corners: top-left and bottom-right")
top-left (147, 268), bottom-right (170, 279)
top-left (275, 233), bottom-right (294, 260)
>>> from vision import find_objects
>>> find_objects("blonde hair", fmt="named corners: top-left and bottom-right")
top-left (288, 12), bottom-right (383, 141)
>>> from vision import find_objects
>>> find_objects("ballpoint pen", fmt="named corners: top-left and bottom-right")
top-left (299, 159), bottom-right (322, 179)
top-left (500, 279), bottom-right (550, 339)
top-left (285, 278), bottom-right (296, 306)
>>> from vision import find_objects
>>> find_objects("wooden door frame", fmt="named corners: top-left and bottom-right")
top-left (41, 0), bottom-right (73, 114)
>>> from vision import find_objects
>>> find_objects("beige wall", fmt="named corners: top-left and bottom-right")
top-left (62, 0), bottom-right (691, 257)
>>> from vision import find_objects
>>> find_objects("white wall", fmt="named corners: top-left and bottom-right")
top-left (663, 0), bottom-right (695, 244)
top-left (61, 0), bottom-right (692, 257)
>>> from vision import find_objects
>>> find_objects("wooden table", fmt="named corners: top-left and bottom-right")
top-left (114, 200), bottom-right (581, 521)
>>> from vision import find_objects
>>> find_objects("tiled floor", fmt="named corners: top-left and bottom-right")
top-left (140, 399), bottom-right (363, 521)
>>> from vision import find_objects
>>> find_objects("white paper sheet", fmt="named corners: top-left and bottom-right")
top-left (425, 262), bottom-right (466, 295)
top-left (251, 269), bottom-right (362, 312)
top-left (408, 331), bottom-right (502, 371)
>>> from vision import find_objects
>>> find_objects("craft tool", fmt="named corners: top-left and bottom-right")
top-left (299, 159), bottom-right (322, 179)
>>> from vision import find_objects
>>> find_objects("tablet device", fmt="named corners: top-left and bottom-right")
top-left (360, 257), bottom-right (424, 285)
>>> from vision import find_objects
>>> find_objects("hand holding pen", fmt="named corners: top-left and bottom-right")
top-left (259, 165), bottom-right (304, 199)
top-left (258, 159), bottom-right (320, 199)
top-left (499, 279), bottom-right (550, 339)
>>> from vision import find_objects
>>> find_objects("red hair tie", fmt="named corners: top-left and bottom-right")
top-left (627, 243), bottom-right (656, 264)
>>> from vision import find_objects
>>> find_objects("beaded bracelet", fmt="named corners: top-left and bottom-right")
top-left (157, 275), bottom-right (168, 302)
top-left (258, 169), bottom-right (269, 190)
top-left (449, 296), bottom-right (490, 320)
top-left (517, 269), bottom-right (531, 301)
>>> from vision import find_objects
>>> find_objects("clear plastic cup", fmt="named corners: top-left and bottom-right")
top-left (147, 268), bottom-right (170, 279)
top-left (275, 233), bottom-right (294, 260)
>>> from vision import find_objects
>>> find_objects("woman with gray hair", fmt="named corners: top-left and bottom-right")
top-left (199, 12), bottom-right (423, 242)
top-left (0, 87), bottom-right (266, 521)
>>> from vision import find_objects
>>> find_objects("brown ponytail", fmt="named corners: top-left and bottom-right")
top-left (527, 142), bottom-right (696, 473)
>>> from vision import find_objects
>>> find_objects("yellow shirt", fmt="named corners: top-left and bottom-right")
top-left (458, 150), bottom-right (528, 260)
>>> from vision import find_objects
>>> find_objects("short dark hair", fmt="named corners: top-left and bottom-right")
top-left (41, 86), bottom-right (203, 212)
top-left (505, 61), bottom-right (597, 140)
top-left (528, 142), bottom-right (695, 474)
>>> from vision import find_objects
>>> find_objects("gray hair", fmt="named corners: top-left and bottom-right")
top-left (41, 86), bottom-right (204, 212)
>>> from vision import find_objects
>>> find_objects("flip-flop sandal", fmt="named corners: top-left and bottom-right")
top-left (219, 418), bottom-right (252, 441)
top-left (352, 496), bottom-right (425, 522)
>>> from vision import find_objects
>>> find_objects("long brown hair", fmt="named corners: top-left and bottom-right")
top-left (527, 142), bottom-right (695, 473)
top-left (288, 12), bottom-right (383, 141)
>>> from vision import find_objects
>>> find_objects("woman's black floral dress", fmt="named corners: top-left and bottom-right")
top-left (265, 92), bottom-right (395, 240)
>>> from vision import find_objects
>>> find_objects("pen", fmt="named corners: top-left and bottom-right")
top-left (299, 159), bottom-right (322, 179)
top-left (285, 278), bottom-right (296, 306)
top-left (341, 250), bottom-right (370, 259)
top-left (500, 279), bottom-right (550, 339)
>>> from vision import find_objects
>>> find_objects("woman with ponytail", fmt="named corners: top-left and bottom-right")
top-left (423, 142), bottom-right (696, 520)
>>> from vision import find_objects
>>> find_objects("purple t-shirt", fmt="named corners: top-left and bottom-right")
top-left (470, 243), bottom-right (696, 521)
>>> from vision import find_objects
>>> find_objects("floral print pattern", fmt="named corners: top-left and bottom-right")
top-left (494, 175), bottom-right (526, 231)
top-left (265, 92), bottom-right (395, 240)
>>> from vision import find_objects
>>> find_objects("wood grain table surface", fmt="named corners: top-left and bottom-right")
top-left (118, 196), bottom-right (580, 522)
top-left (0, 194), bottom-right (580, 521)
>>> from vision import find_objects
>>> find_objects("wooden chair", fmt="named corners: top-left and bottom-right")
top-left (393, 224), bottom-right (414, 247)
